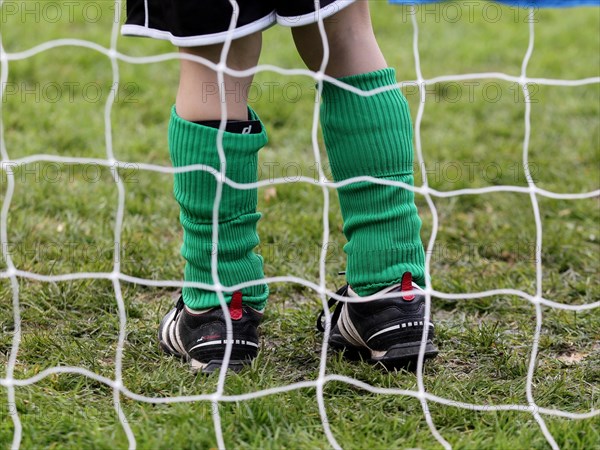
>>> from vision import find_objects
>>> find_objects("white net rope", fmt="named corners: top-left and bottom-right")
top-left (1, 1), bottom-right (599, 449)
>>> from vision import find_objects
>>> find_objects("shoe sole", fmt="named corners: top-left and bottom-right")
top-left (160, 336), bottom-right (251, 374)
top-left (330, 337), bottom-right (438, 370)
top-left (191, 358), bottom-right (248, 374)
top-left (370, 341), bottom-right (438, 369)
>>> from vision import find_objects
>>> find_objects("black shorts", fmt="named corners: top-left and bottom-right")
top-left (121, 0), bottom-right (356, 46)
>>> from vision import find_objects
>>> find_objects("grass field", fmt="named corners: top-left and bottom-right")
top-left (1, 1), bottom-right (599, 449)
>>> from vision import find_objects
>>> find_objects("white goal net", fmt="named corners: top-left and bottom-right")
top-left (1, 1), bottom-right (598, 449)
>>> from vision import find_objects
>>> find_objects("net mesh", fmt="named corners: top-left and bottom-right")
top-left (1, 1), bottom-right (599, 449)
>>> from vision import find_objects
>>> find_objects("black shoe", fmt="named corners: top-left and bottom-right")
top-left (158, 292), bottom-right (262, 373)
top-left (317, 272), bottom-right (438, 369)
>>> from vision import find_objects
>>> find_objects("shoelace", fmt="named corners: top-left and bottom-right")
top-left (316, 284), bottom-right (349, 333)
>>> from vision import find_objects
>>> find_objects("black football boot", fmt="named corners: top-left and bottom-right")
top-left (318, 272), bottom-right (437, 369)
top-left (159, 292), bottom-right (262, 373)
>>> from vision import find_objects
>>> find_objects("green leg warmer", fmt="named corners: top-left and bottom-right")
top-left (320, 68), bottom-right (426, 294)
top-left (169, 107), bottom-right (268, 310)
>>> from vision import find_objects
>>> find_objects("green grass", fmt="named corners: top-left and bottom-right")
top-left (1, 1), bottom-right (599, 449)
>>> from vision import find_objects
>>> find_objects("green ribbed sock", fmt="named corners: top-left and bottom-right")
top-left (169, 106), bottom-right (268, 310)
top-left (321, 68), bottom-right (426, 294)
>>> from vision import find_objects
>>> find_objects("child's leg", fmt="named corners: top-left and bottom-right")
top-left (291, 1), bottom-right (386, 78)
top-left (170, 33), bottom-right (269, 311)
top-left (292, 2), bottom-right (426, 293)
top-left (292, 2), bottom-right (436, 367)
top-left (176, 33), bottom-right (261, 121)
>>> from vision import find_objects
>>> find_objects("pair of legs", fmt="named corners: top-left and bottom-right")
top-left (176, 2), bottom-right (386, 122)
top-left (171, 0), bottom-right (426, 310)
top-left (158, 1), bottom-right (435, 371)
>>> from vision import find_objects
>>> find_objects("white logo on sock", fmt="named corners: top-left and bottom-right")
top-left (241, 125), bottom-right (252, 134)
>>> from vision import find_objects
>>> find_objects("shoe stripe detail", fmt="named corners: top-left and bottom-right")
top-left (189, 339), bottom-right (259, 353)
top-left (167, 318), bottom-right (177, 352)
top-left (167, 318), bottom-right (180, 355)
top-left (173, 318), bottom-right (186, 355)
top-left (160, 311), bottom-right (173, 351)
top-left (162, 309), bottom-right (180, 354)
top-left (338, 304), bottom-right (369, 348)
top-left (161, 327), bottom-right (175, 353)
top-left (367, 321), bottom-right (435, 343)
top-left (165, 309), bottom-right (186, 356)
top-left (368, 324), bottom-right (401, 342)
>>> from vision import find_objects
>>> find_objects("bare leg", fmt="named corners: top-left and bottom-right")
top-left (176, 32), bottom-right (262, 121)
top-left (291, 1), bottom-right (387, 78)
